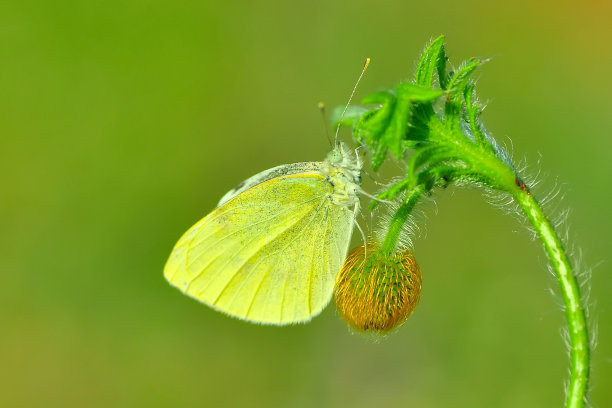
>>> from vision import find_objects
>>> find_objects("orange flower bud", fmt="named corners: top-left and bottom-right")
top-left (334, 243), bottom-right (422, 333)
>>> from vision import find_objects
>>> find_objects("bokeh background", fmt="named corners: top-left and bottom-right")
top-left (1, 1), bottom-right (610, 407)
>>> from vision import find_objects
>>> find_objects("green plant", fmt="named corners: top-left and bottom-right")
top-left (333, 36), bottom-right (590, 408)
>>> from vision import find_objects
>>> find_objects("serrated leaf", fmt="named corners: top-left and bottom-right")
top-left (446, 58), bottom-right (480, 102)
top-left (354, 91), bottom-right (395, 146)
top-left (415, 35), bottom-right (446, 88)
top-left (422, 165), bottom-right (465, 188)
top-left (370, 177), bottom-right (412, 210)
top-left (428, 164), bottom-right (490, 186)
top-left (331, 106), bottom-right (368, 129)
top-left (463, 83), bottom-right (487, 146)
top-left (407, 145), bottom-right (453, 186)
top-left (437, 44), bottom-right (449, 89)
top-left (444, 58), bottom-right (481, 131)
top-left (397, 83), bottom-right (444, 102)
top-left (355, 88), bottom-right (415, 171)
top-left (384, 89), bottom-right (412, 159)
top-left (405, 103), bottom-right (437, 143)
top-left (393, 83), bottom-right (442, 145)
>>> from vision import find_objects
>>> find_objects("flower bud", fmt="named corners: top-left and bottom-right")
top-left (334, 243), bottom-right (422, 333)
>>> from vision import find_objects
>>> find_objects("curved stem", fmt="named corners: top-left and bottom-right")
top-left (512, 186), bottom-right (590, 408)
top-left (380, 185), bottom-right (425, 255)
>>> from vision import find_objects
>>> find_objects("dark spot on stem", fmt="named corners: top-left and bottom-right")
top-left (515, 176), bottom-right (530, 194)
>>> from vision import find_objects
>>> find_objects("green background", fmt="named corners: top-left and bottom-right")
top-left (1, 1), bottom-right (610, 407)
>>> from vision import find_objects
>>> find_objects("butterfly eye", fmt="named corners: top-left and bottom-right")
top-left (327, 150), bottom-right (343, 164)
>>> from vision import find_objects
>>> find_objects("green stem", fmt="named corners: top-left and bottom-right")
top-left (512, 185), bottom-right (590, 408)
top-left (380, 185), bottom-right (425, 254)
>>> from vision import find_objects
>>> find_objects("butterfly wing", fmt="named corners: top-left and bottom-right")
top-left (164, 172), bottom-right (356, 324)
top-left (217, 162), bottom-right (322, 206)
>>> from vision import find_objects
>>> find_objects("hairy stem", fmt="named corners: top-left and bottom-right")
top-left (380, 185), bottom-right (425, 255)
top-left (512, 185), bottom-right (590, 408)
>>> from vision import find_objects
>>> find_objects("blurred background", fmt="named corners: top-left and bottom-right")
top-left (1, 0), bottom-right (610, 407)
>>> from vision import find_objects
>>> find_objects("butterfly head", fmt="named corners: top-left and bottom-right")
top-left (326, 142), bottom-right (362, 180)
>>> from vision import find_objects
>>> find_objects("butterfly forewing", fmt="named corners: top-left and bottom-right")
top-left (164, 172), bottom-right (355, 324)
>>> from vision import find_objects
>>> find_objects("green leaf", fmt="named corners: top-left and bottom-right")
top-left (446, 58), bottom-right (480, 102)
top-left (444, 58), bottom-right (481, 131)
top-left (383, 88), bottom-right (412, 159)
top-left (331, 106), bottom-right (368, 129)
top-left (405, 104), bottom-right (436, 143)
top-left (415, 35), bottom-right (447, 88)
top-left (371, 178), bottom-right (411, 209)
top-left (406, 145), bottom-right (453, 186)
top-left (397, 83), bottom-right (444, 103)
top-left (426, 164), bottom-right (468, 186)
top-left (354, 91), bottom-right (395, 146)
top-left (380, 178), bottom-right (411, 201)
top-left (464, 83), bottom-right (487, 146)
top-left (437, 44), bottom-right (449, 90)
top-left (355, 89), bottom-right (414, 171)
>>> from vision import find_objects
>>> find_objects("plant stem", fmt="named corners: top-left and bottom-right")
top-left (380, 185), bottom-right (425, 255)
top-left (512, 185), bottom-right (589, 408)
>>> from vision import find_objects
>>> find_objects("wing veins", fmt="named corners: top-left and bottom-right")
top-left (211, 198), bottom-right (328, 308)
top-left (277, 200), bottom-right (327, 322)
top-left (183, 194), bottom-right (322, 285)
top-left (241, 203), bottom-right (328, 319)
top-left (309, 208), bottom-right (331, 315)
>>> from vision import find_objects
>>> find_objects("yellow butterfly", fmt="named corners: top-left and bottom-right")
top-left (164, 142), bottom-right (363, 325)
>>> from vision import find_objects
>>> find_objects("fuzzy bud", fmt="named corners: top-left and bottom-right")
top-left (334, 243), bottom-right (422, 333)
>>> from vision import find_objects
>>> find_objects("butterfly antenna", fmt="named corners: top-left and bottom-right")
top-left (334, 57), bottom-right (371, 146)
top-left (318, 102), bottom-right (333, 148)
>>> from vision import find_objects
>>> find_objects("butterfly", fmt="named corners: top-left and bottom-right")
top-left (163, 142), bottom-right (363, 324)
